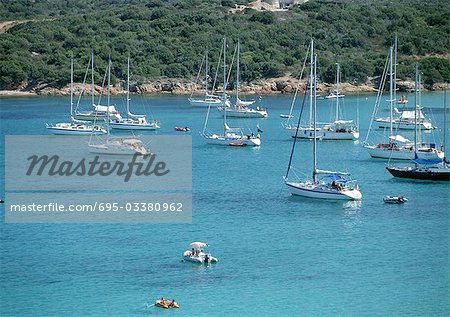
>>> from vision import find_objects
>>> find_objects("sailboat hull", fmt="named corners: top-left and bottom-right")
top-left (376, 118), bottom-right (433, 130)
top-left (289, 128), bottom-right (358, 140)
top-left (364, 145), bottom-right (444, 160)
top-left (364, 145), bottom-right (414, 160)
top-left (285, 181), bottom-right (362, 200)
top-left (204, 135), bottom-right (260, 146)
top-left (218, 107), bottom-right (268, 118)
top-left (189, 98), bottom-right (223, 107)
top-left (109, 122), bottom-right (160, 130)
top-left (88, 141), bottom-right (149, 155)
top-left (386, 166), bottom-right (450, 181)
top-left (46, 124), bottom-right (106, 135)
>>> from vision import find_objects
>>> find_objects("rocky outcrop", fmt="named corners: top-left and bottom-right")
top-left (2, 76), bottom-right (446, 97)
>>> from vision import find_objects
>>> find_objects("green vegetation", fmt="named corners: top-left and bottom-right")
top-left (0, 0), bottom-right (449, 90)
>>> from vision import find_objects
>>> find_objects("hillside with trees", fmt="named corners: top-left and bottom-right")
top-left (0, 0), bottom-right (449, 91)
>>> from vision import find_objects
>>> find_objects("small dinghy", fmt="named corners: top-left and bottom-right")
top-left (175, 126), bottom-right (190, 132)
top-left (383, 196), bottom-right (408, 204)
top-left (183, 242), bottom-right (218, 264)
top-left (280, 114), bottom-right (294, 118)
top-left (155, 298), bottom-right (179, 309)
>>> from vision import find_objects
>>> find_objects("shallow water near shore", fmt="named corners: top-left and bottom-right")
top-left (0, 92), bottom-right (449, 316)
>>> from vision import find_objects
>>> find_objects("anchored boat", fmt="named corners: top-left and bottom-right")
top-left (182, 242), bottom-right (218, 264)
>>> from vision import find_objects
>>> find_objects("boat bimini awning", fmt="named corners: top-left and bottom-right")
top-left (189, 242), bottom-right (208, 249)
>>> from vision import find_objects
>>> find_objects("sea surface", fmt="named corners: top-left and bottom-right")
top-left (0, 92), bottom-right (449, 316)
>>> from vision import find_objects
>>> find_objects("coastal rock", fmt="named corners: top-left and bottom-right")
top-left (396, 80), bottom-right (415, 92)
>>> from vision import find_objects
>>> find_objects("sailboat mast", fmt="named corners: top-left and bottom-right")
top-left (107, 57), bottom-right (111, 137)
top-left (309, 39), bottom-right (314, 129)
top-left (414, 63), bottom-right (418, 165)
top-left (335, 63), bottom-right (340, 122)
top-left (394, 33), bottom-right (398, 105)
top-left (91, 50), bottom-right (95, 106)
top-left (127, 55), bottom-right (130, 115)
top-left (418, 73), bottom-right (422, 143)
top-left (70, 58), bottom-right (73, 121)
top-left (312, 48), bottom-right (317, 182)
top-left (205, 49), bottom-right (208, 97)
top-left (444, 89), bottom-right (447, 163)
top-left (389, 46), bottom-right (394, 136)
top-left (236, 39), bottom-right (240, 103)
top-left (223, 37), bottom-right (227, 136)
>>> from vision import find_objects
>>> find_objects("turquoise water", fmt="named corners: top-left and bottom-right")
top-left (0, 93), bottom-right (449, 316)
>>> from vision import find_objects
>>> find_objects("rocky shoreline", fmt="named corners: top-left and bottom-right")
top-left (1, 77), bottom-right (448, 97)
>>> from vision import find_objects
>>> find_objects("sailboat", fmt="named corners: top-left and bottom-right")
top-left (202, 38), bottom-right (261, 147)
top-left (73, 51), bottom-right (122, 122)
top-left (363, 46), bottom-right (443, 160)
top-left (375, 36), bottom-right (433, 130)
top-left (109, 56), bottom-right (160, 130)
top-left (317, 63), bottom-right (358, 140)
top-left (217, 40), bottom-right (268, 119)
top-left (46, 58), bottom-right (106, 135)
top-left (284, 40), bottom-right (362, 200)
top-left (386, 64), bottom-right (450, 181)
top-left (188, 50), bottom-right (224, 108)
top-left (284, 60), bottom-right (357, 140)
top-left (88, 58), bottom-right (150, 155)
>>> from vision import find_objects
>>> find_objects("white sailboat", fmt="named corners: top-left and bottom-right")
top-left (376, 106), bottom-right (434, 130)
top-left (109, 57), bottom-right (160, 130)
top-left (218, 40), bottom-right (268, 119)
top-left (46, 58), bottom-right (106, 135)
top-left (375, 36), bottom-right (433, 130)
top-left (88, 58), bottom-right (150, 155)
top-left (317, 63), bottom-right (358, 140)
top-left (188, 50), bottom-right (224, 108)
top-left (284, 58), bottom-right (357, 140)
top-left (364, 46), bottom-right (443, 160)
top-left (73, 51), bottom-right (122, 122)
top-left (202, 38), bottom-right (261, 147)
top-left (284, 40), bottom-right (362, 201)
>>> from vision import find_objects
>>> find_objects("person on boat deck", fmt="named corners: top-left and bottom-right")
top-left (191, 248), bottom-right (195, 256)
top-left (170, 299), bottom-right (176, 307)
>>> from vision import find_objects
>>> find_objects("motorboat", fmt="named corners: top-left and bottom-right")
top-left (175, 126), bottom-right (190, 132)
top-left (383, 196), bottom-right (408, 204)
top-left (324, 91), bottom-right (345, 99)
top-left (182, 242), bottom-right (218, 264)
